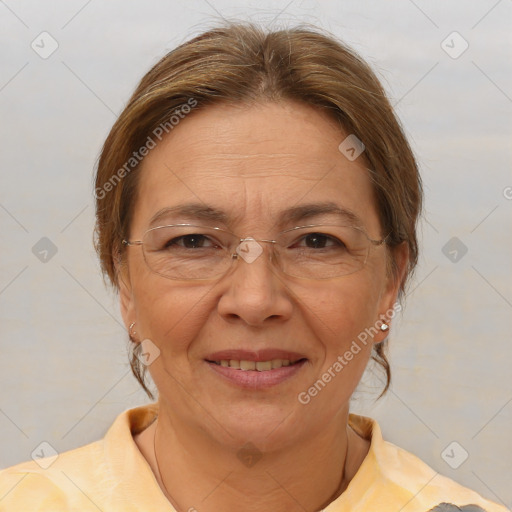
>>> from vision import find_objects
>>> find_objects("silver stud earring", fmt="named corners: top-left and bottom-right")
top-left (380, 322), bottom-right (389, 332)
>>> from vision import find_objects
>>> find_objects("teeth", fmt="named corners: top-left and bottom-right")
top-left (240, 360), bottom-right (256, 371)
top-left (214, 359), bottom-right (295, 371)
top-left (256, 361), bottom-right (272, 371)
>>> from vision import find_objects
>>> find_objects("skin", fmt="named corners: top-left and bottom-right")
top-left (119, 100), bottom-right (409, 512)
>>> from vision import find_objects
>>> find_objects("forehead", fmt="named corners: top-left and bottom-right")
top-left (133, 101), bottom-right (380, 233)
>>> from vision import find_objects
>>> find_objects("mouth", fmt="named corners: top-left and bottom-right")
top-left (206, 358), bottom-right (307, 371)
top-left (204, 350), bottom-right (308, 388)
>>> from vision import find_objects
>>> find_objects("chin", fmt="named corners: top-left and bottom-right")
top-left (209, 400), bottom-right (305, 451)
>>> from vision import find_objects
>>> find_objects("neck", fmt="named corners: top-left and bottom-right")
top-left (141, 401), bottom-right (369, 512)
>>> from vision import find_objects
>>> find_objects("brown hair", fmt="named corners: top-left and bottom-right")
top-left (94, 22), bottom-right (422, 401)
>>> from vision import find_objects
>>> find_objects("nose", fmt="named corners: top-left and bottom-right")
top-left (216, 238), bottom-right (294, 326)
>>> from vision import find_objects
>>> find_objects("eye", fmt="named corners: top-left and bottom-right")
top-left (164, 234), bottom-right (217, 249)
top-left (294, 232), bottom-right (346, 249)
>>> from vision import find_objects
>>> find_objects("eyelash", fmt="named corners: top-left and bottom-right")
top-left (164, 232), bottom-right (344, 250)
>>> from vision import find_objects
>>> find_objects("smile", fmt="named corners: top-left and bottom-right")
top-left (208, 358), bottom-right (306, 371)
top-left (205, 356), bottom-right (308, 389)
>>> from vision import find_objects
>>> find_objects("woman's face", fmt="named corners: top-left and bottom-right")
top-left (120, 100), bottom-right (406, 450)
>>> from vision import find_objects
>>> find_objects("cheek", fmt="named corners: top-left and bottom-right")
top-left (131, 281), bottom-right (215, 389)
top-left (295, 270), bottom-right (383, 346)
top-left (130, 264), bottom-right (213, 356)
top-left (293, 276), bottom-right (382, 413)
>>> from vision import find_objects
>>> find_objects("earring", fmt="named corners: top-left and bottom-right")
top-left (380, 322), bottom-right (389, 332)
top-left (129, 322), bottom-right (137, 340)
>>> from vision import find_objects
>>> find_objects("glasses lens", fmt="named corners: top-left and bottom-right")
top-left (142, 225), bottom-right (234, 280)
top-left (276, 224), bottom-right (370, 279)
top-left (139, 224), bottom-right (376, 280)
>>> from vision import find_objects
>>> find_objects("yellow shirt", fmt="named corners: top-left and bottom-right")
top-left (0, 403), bottom-right (508, 512)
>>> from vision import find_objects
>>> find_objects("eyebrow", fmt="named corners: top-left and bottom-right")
top-left (149, 203), bottom-right (230, 227)
top-left (148, 201), bottom-right (363, 229)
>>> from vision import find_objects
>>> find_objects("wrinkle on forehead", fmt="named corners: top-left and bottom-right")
top-left (159, 149), bottom-right (360, 182)
top-left (141, 100), bottom-right (367, 182)
top-left (133, 100), bottom-right (380, 235)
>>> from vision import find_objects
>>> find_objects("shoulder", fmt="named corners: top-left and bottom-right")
top-left (0, 439), bottom-right (106, 511)
top-left (0, 403), bottom-right (160, 511)
top-left (346, 414), bottom-right (510, 512)
top-left (380, 440), bottom-right (507, 512)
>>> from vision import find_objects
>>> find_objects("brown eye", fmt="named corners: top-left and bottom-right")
top-left (165, 234), bottom-right (213, 249)
top-left (296, 233), bottom-right (344, 249)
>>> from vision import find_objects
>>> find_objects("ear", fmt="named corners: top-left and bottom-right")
top-left (116, 256), bottom-right (136, 333)
top-left (373, 242), bottom-right (409, 343)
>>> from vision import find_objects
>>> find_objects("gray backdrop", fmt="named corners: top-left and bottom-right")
top-left (1, 0), bottom-right (511, 508)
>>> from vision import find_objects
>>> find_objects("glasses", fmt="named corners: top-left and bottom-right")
top-left (122, 223), bottom-right (388, 281)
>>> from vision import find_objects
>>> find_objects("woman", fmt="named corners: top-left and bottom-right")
top-left (0, 23), bottom-right (507, 512)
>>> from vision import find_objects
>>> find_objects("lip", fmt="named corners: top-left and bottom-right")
top-left (205, 359), bottom-right (307, 389)
top-left (204, 349), bottom-right (308, 389)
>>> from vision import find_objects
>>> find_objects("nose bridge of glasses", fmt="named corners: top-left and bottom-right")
top-left (232, 236), bottom-right (277, 265)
